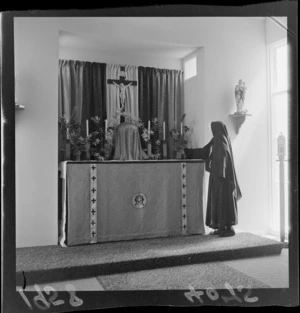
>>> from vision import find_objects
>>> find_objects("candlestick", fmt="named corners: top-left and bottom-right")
top-left (148, 120), bottom-right (151, 140)
top-left (86, 119), bottom-right (89, 138)
top-left (277, 133), bottom-right (286, 157)
top-left (147, 141), bottom-right (152, 157)
top-left (162, 141), bottom-right (167, 159)
top-left (163, 121), bottom-right (166, 141)
top-left (85, 143), bottom-right (90, 160)
top-left (65, 142), bottom-right (71, 160)
top-left (66, 118), bottom-right (70, 140)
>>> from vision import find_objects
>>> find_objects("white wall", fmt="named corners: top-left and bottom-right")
top-left (15, 18), bottom-right (59, 247)
top-left (182, 18), bottom-right (270, 234)
top-left (59, 46), bottom-right (182, 70)
top-left (183, 48), bottom-right (205, 148)
top-left (208, 27), bottom-right (268, 234)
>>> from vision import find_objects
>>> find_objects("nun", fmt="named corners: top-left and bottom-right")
top-left (185, 121), bottom-right (242, 237)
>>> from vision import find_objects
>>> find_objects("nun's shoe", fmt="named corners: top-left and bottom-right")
top-left (219, 227), bottom-right (235, 237)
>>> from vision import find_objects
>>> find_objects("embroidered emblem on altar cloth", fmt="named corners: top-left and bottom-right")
top-left (132, 193), bottom-right (147, 209)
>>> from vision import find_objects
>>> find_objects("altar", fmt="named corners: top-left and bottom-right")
top-left (59, 160), bottom-right (205, 247)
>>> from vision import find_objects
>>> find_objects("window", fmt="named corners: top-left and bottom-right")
top-left (184, 56), bottom-right (197, 80)
top-left (269, 39), bottom-right (290, 236)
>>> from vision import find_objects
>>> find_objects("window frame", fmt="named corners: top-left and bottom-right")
top-left (267, 38), bottom-right (289, 237)
top-left (183, 54), bottom-right (197, 81)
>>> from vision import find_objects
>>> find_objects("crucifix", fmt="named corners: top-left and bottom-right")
top-left (107, 66), bottom-right (137, 123)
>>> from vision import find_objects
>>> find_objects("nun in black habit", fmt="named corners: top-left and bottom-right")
top-left (185, 121), bottom-right (242, 237)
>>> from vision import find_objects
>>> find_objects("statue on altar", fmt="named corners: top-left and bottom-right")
top-left (113, 122), bottom-right (149, 160)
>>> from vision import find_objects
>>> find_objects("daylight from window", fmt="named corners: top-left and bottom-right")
top-left (270, 41), bottom-right (290, 236)
top-left (184, 56), bottom-right (197, 80)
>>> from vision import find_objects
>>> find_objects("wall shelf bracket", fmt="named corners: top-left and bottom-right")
top-left (229, 112), bottom-right (251, 134)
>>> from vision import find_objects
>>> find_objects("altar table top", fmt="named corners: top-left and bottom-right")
top-left (59, 160), bottom-right (205, 247)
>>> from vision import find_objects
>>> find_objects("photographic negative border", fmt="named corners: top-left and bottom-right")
top-left (1, 2), bottom-right (298, 312)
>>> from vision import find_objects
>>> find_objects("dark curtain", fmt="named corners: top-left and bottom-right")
top-left (138, 66), bottom-right (184, 156)
top-left (138, 67), bottom-right (158, 123)
top-left (58, 60), bottom-right (106, 136)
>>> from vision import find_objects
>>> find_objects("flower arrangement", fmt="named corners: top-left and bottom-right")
top-left (59, 110), bottom-right (180, 161)
top-left (88, 116), bottom-right (116, 161)
top-left (88, 116), bottom-right (105, 160)
top-left (170, 125), bottom-right (190, 158)
top-left (59, 115), bottom-right (81, 142)
top-left (69, 133), bottom-right (88, 154)
top-left (142, 117), bottom-right (162, 159)
top-left (59, 115), bottom-right (87, 160)
top-left (102, 126), bottom-right (114, 160)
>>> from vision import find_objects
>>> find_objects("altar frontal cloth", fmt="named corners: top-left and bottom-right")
top-left (59, 160), bottom-right (205, 247)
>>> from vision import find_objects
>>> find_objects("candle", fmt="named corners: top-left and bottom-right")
top-left (105, 119), bottom-right (108, 133)
top-left (86, 119), bottom-right (89, 137)
top-left (66, 118), bottom-right (70, 140)
top-left (163, 121), bottom-right (166, 141)
top-left (148, 120), bottom-right (151, 140)
top-left (181, 122), bottom-right (183, 135)
top-left (277, 133), bottom-right (286, 156)
top-left (147, 141), bottom-right (152, 157)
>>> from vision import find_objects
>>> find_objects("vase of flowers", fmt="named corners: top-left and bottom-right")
top-left (74, 150), bottom-right (81, 161)
top-left (69, 133), bottom-right (88, 161)
top-left (139, 117), bottom-right (162, 159)
top-left (170, 126), bottom-right (190, 159)
top-left (59, 115), bottom-right (83, 161)
top-left (88, 116), bottom-right (117, 161)
top-left (88, 116), bottom-right (106, 160)
top-left (103, 127), bottom-right (114, 160)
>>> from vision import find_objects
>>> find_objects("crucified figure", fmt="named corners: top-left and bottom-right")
top-left (113, 81), bottom-right (133, 110)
